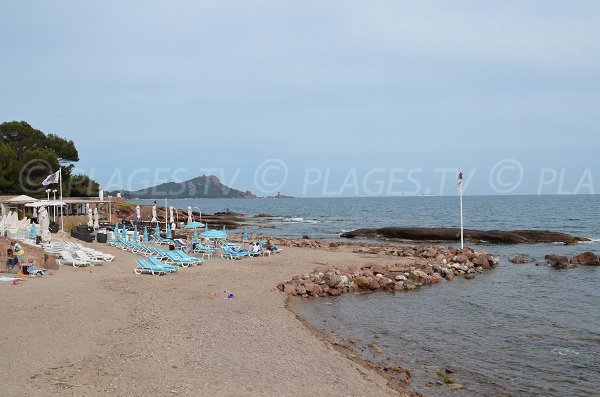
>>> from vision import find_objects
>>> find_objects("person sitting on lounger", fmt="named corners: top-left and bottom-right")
top-left (251, 242), bottom-right (261, 254)
top-left (23, 258), bottom-right (46, 276)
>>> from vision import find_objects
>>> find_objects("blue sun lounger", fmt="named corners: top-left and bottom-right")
top-left (134, 258), bottom-right (169, 275)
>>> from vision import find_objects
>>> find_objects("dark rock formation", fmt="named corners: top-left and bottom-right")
top-left (340, 227), bottom-right (584, 245)
top-left (545, 254), bottom-right (571, 269)
top-left (570, 252), bottom-right (600, 266)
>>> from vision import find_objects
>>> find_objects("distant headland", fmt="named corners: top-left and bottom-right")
top-left (108, 175), bottom-right (293, 199)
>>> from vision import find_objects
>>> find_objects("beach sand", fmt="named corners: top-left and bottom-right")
top-left (0, 239), bottom-right (410, 396)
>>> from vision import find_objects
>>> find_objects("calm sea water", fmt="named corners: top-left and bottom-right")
top-left (139, 195), bottom-right (600, 397)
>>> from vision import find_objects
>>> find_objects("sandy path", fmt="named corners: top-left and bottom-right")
top-left (0, 241), bottom-right (406, 396)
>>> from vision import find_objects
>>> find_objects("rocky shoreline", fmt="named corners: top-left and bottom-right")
top-left (277, 244), bottom-right (498, 298)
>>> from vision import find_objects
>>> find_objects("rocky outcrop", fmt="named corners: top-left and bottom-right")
top-left (545, 252), bottom-right (600, 269)
top-left (278, 246), bottom-right (498, 298)
top-left (570, 252), bottom-right (600, 266)
top-left (0, 237), bottom-right (58, 270)
top-left (545, 254), bottom-right (571, 269)
top-left (340, 227), bottom-right (584, 245)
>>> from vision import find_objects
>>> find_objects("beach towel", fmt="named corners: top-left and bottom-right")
top-left (0, 276), bottom-right (21, 285)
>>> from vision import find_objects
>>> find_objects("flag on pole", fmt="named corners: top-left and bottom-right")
top-left (42, 170), bottom-right (60, 186)
top-left (456, 171), bottom-right (464, 189)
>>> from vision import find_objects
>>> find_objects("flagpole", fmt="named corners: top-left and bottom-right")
top-left (165, 198), bottom-right (168, 236)
top-left (59, 167), bottom-right (64, 233)
top-left (459, 184), bottom-right (464, 249)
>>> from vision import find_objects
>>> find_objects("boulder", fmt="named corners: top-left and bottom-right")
top-left (570, 252), bottom-right (600, 266)
top-left (545, 254), bottom-right (570, 269)
top-left (509, 254), bottom-right (531, 264)
top-left (464, 273), bottom-right (475, 280)
top-left (323, 274), bottom-right (341, 288)
top-left (403, 280), bottom-right (417, 290)
top-left (368, 279), bottom-right (381, 290)
top-left (329, 288), bottom-right (342, 296)
top-left (378, 277), bottom-right (394, 289)
top-left (354, 276), bottom-right (370, 289)
top-left (371, 265), bottom-right (387, 275)
top-left (430, 274), bottom-right (443, 284)
top-left (472, 255), bottom-right (491, 269)
top-left (283, 284), bottom-right (297, 295)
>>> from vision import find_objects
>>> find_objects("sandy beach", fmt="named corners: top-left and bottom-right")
top-left (0, 238), bottom-right (410, 397)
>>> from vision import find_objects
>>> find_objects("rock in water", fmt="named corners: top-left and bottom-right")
top-left (545, 254), bottom-right (570, 269)
top-left (509, 254), bottom-right (531, 264)
top-left (570, 252), bottom-right (600, 266)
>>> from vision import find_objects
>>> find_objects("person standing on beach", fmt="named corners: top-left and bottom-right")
top-left (4, 248), bottom-right (18, 273)
top-left (12, 240), bottom-right (25, 264)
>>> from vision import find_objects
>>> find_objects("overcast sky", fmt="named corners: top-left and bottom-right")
top-left (1, 0), bottom-right (599, 196)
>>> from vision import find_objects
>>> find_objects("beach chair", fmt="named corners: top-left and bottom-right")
top-left (58, 250), bottom-right (91, 267)
top-left (150, 235), bottom-right (175, 245)
top-left (219, 239), bottom-right (241, 249)
top-left (134, 258), bottom-right (169, 275)
top-left (221, 247), bottom-right (247, 260)
top-left (174, 250), bottom-right (203, 265)
top-left (75, 250), bottom-right (104, 265)
top-left (147, 257), bottom-right (180, 272)
top-left (162, 251), bottom-right (200, 267)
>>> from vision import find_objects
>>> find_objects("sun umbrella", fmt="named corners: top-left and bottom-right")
top-left (29, 223), bottom-right (36, 239)
top-left (121, 226), bottom-right (127, 240)
top-left (143, 226), bottom-right (149, 242)
top-left (154, 223), bottom-right (160, 238)
top-left (114, 223), bottom-right (119, 237)
top-left (93, 208), bottom-right (99, 230)
top-left (166, 224), bottom-right (172, 239)
top-left (133, 226), bottom-right (139, 241)
top-left (184, 221), bottom-right (204, 229)
top-left (242, 227), bottom-right (248, 243)
top-left (38, 207), bottom-right (50, 242)
top-left (135, 205), bottom-right (141, 221)
top-left (205, 223), bottom-right (208, 232)
top-left (87, 207), bottom-right (93, 227)
top-left (187, 206), bottom-right (193, 224)
top-left (193, 228), bottom-right (199, 244)
top-left (169, 206), bottom-right (174, 224)
top-left (32, 207), bottom-right (37, 219)
top-left (151, 205), bottom-right (157, 222)
top-left (201, 229), bottom-right (226, 239)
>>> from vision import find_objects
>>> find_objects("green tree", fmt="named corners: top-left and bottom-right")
top-left (0, 120), bottom-right (97, 197)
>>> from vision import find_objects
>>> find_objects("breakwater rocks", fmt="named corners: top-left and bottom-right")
top-left (278, 246), bottom-right (499, 298)
top-left (340, 227), bottom-right (586, 245)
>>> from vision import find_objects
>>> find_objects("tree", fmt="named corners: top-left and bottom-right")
top-left (0, 120), bottom-right (98, 197)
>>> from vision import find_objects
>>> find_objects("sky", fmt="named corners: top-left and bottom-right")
top-left (1, 0), bottom-right (599, 197)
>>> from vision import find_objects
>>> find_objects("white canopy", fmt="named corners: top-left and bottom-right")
top-left (7, 195), bottom-right (37, 204)
top-left (24, 200), bottom-right (66, 208)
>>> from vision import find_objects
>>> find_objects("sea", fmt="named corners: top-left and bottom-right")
top-left (139, 195), bottom-right (600, 397)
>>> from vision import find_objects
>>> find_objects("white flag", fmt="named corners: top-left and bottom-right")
top-left (456, 171), bottom-right (464, 189)
top-left (42, 170), bottom-right (60, 186)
